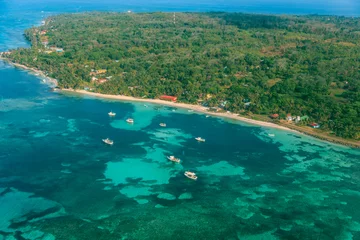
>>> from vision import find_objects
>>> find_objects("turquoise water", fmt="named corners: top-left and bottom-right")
top-left (1, 1), bottom-right (360, 239)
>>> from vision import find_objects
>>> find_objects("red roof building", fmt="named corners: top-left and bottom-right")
top-left (309, 123), bottom-right (320, 129)
top-left (270, 114), bottom-right (279, 119)
top-left (160, 95), bottom-right (177, 102)
top-left (97, 78), bottom-right (108, 84)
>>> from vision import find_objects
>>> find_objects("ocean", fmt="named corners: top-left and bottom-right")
top-left (1, 1), bottom-right (360, 239)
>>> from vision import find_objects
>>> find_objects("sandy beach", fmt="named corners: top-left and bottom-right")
top-left (61, 89), bottom-right (298, 132)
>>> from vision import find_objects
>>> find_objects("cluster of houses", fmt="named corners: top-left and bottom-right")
top-left (270, 113), bottom-right (320, 128)
top-left (90, 69), bottom-right (113, 84)
top-left (0, 51), bottom-right (11, 57)
top-left (43, 46), bottom-right (64, 54)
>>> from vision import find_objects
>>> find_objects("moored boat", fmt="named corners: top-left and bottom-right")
top-left (108, 111), bottom-right (116, 117)
top-left (195, 137), bottom-right (205, 142)
top-left (184, 171), bottom-right (197, 180)
top-left (159, 123), bottom-right (166, 127)
top-left (102, 138), bottom-right (114, 145)
top-left (126, 118), bottom-right (134, 124)
top-left (167, 156), bottom-right (180, 163)
top-left (268, 134), bottom-right (275, 137)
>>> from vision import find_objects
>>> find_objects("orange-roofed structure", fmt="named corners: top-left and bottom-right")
top-left (160, 95), bottom-right (177, 102)
top-left (270, 114), bottom-right (279, 119)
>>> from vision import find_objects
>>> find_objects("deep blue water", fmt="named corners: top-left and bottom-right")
top-left (1, 1), bottom-right (360, 239)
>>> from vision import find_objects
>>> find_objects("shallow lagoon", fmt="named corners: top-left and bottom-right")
top-left (1, 0), bottom-right (360, 239)
top-left (1, 62), bottom-right (360, 239)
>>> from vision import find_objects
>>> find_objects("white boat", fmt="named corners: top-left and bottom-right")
top-left (268, 134), bottom-right (275, 137)
top-left (108, 111), bottom-right (116, 117)
top-left (102, 138), bottom-right (113, 145)
top-left (195, 137), bottom-right (205, 142)
top-left (188, 110), bottom-right (194, 112)
top-left (159, 123), bottom-right (166, 127)
top-left (126, 118), bottom-right (134, 124)
top-left (206, 115), bottom-right (210, 118)
top-left (184, 171), bottom-right (197, 180)
top-left (167, 156), bottom-right (180, 163)
top-left (144, 104), bottom-right (148, 107)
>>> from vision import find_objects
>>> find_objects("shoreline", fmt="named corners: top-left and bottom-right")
top-left (61, 89), bottom-right (360, 149)
top-left (0, 57), bottom-right (58, 87)
top-left (61, 89), bottom-right (298, 132)
top-left (1, 58), bottom-right (359, 149)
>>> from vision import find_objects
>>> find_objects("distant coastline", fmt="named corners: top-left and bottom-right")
top-left (1, 57), bottom-right (359, 149)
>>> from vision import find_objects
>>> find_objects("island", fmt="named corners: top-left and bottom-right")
top-left (2, 12), bottom-right (359, 147)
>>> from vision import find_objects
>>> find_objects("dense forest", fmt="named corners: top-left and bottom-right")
top-left (6, 12), bottom-right (360, 140)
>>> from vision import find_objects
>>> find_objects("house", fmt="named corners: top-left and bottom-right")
top-left (160, 95), bottom-right (177, 102)
top-left (40, 30), bottom-right (47, 35)
top-left (96, 69), bottom-right (107, 74)
top-left (309, 123), bottom-right (320, 129)
top-left (244, 102), bottom-right (251, 107)
top-left (49, 47), bottom-right (64, 52)
top-left (91, 77), bottom-right (98, 81)
top-left (220, 101), bottom-right (228, 108)
top-left (0, 51), bottom-right (11, 56)
top-left (97, 78), bottom-right (108, 84)
top-left (295, 116), bottom-right (301, 123)
top-left (270, 114), bottom-right (279, 119)
top-left (286, 114), bottom-right (293, 122)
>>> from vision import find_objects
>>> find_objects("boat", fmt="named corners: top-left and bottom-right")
top-left (159, 123), bottom-right (166, 127)
top-left (126, 118), bottom-right (134, 124)
top-left (195, 137), bottom-right (205, 142)
top-left (188, 110), bottom-right (194, 112)
top-left (184, 171), bottom-right (197, 180)
top-left (167, 156), bottom-right (180, 163)
top-left (108, 111), bottom-right (116, 117)
top-left (144, 104), bottom-right (148, 107)
top-left (268, 134), bottom-right (275, 137)
top-left (102, 138), bottom-right (113, 145)
top-left (206, 115), bottom-right (210, 118)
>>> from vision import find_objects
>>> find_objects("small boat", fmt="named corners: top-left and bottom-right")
top-left (144, 104), bottom-right (148, 107)
top-left (184, 171), bottom-right (197, 180)
top-left (126, 118), bottom-right (134, 124)
top-left (268, 134), bottom-right (275, 137)
top-left (108, 111), bottom-right (116, 117)
top-left (206, 115), bottom-right (210, 118)
top-left (195, 137), bottom-right (205, 142)
top-left (167, 156), bottom-right (180, 163)
top-left (102, 138), bottom-right (113, 145)
top-left (159, 123), bottom-right (166, 127)
top-left (188, 110), bottom-right (194, 112)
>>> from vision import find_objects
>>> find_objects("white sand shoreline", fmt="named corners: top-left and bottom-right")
top-left (61, 89), bottom-right (299, 133)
